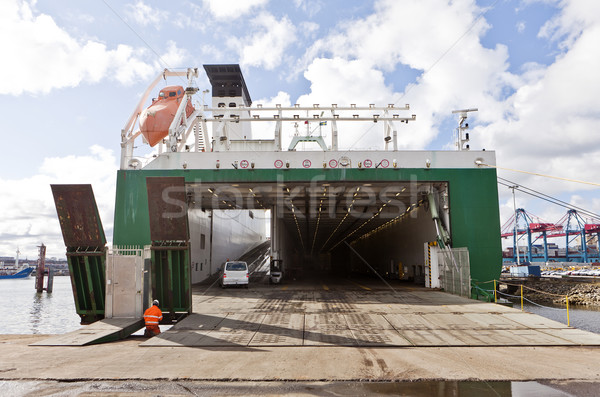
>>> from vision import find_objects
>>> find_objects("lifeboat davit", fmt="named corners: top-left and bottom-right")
top-left (139, 85), bottom-right (195, 147)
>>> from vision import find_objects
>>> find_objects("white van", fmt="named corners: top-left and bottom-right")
top-left (220, 261), bottom-right (249, 288)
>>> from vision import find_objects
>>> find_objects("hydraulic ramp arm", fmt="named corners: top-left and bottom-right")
top-left (427, 190), bottom-right (468, 295)
top-left (427, 191), bottom-right (450, 248)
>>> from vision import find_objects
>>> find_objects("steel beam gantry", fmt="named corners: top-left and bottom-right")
top-left (502, 208), bottom-right (562, 264)
top-left (502, 208), bottom-right (600, 263)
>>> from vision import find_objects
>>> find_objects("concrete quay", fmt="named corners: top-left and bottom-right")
top-left (2, 280), bottom-right (600, 391)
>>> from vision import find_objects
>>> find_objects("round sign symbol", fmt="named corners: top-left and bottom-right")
top-left (274, 159), bottom-right (283, 169)
top-left (329, 159), bottom-right (338, 168)
top-left (302, 159), bottom-right (312, 168)
top-left (364, 159), bottom-right (373, 168)
top-left (380, 159), bottom-right (389, 168)
top-left (240, 159), bottom-right (249, 169)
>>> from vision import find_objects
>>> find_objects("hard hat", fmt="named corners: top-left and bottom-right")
top-left (152, 299), bottom-right (159, 306)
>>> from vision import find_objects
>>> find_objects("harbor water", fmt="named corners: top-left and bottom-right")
top-left (0, 276), bottom-right (81, 334)
top-left (513, 302), bottom-right (600, 334)
top-left (1, 276), bottom-right (600, 335)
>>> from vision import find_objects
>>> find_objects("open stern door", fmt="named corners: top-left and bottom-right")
top-left (146, 176), bottom-right (192, 321)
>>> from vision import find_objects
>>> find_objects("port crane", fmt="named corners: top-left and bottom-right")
top-left (501, 209), bottom-right (600, 263)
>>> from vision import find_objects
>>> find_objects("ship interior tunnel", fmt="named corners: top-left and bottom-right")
top-left (185, 180), bottom-right (450, 287)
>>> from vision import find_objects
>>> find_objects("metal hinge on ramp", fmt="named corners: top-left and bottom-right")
top-left (29, 318), bottom-right (144, 346)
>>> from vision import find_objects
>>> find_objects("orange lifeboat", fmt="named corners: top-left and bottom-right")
top-left (139, 86), bottom-right (195, 147)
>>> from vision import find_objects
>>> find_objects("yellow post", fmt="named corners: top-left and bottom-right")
top-left (566, 295), bottom-right (570, 327)
top-left (520, 285), bottom-right (523, 311)
top-left (493, 279), bottom-right (497, 303)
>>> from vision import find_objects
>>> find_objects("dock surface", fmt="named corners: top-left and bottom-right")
top-left (30, 318), bottom-right (143, 346)
top-left (144, 285), bottom-right (600, 347)
top-left (2, 279), bottom-right (600, 385)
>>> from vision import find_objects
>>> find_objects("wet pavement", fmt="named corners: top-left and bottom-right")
top-left (1, 379), bottom-right (597, 396)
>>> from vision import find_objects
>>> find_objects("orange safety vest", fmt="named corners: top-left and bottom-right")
top-left (143, 305), bottom-right (163, 333)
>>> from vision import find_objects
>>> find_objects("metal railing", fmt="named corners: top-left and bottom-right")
top-left (473, 279), bottom-right (571, 326)
top-left (108, 245), bottom-right (144, 257)
top-left (439, 247), bottom-right (471, 296)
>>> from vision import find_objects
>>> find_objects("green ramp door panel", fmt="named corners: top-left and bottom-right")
top-left (51, 184), bottom-right (106, 324)
top-left (146, 176), bottom-right (189, 242)
top-left (51, 184), bottom-right (106, 248)
top-left (146, 177), bottom-right (191, 319)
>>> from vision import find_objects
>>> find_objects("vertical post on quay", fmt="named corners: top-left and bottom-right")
top-left (493, 279), bottom-right (497, 303)
top-left (520, 285), bottom-right (524, 311)
top-left (566, 295), bottom-right (570, 327)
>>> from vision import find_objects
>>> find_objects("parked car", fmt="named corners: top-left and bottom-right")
top-left (220, 261), bottom-right (249, 288)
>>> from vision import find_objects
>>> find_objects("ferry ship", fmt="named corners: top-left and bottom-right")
top-left (51, 64), bottom-right (501, 324)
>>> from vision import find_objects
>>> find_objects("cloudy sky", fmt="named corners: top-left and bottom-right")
top-left (1, 0), bottom-right (599, 259)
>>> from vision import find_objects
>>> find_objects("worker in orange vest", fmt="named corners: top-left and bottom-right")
top-left (143, 299), bottom-right (163, 337)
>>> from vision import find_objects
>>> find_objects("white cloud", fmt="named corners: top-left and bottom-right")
top-left (299, 21), bottom-right (319, 38)
top-left (158, 40), bottom-right (189, 69)
top-left (64, 11), bottom-right (95, 25)
top-left (173, 11), bottom-right (196, 30)
top-left (289, 0), bottom-right (600, 225)
top-left (255, 91), bottom-right (292, 108)
top-left (125, 1), bottom-right (166, 27)
top-left (294, 0), bottom-right (323, 17)
top-left (235, 13), bottom-right (297, 70)
top-left (477, 8), bottom-right (600, 196)
top-left (202, 0), bottom-right (268, 19)
top-left (537, 0), bottom-right (600, 49)
top-left (295, 57), bottom-right (405, 150)
top-left (0, 146), bottom-right (118, 259)
top-left (295, 0), bottom-right (511, 149)
top-left (252, 91), bottom-right (292, 140)
top-left (0, 0), bottom-right (172, 95)
top-left (298, 57), bottom-right (394, 105)
top-left (306, 0), bottom-right (491, 72)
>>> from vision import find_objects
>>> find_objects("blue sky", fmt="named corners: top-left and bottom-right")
top-left (1, 0), bottom-right (600, 259)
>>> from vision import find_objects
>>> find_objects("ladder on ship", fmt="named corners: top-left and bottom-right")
top-left (173, 118), bottom-right (207, 153)
top-left (194, 122), bottom-right (206, 152)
